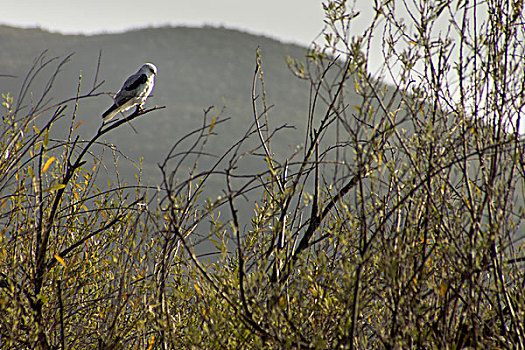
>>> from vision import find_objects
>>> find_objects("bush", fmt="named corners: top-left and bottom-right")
top-left (1, 1), bottom-right (524, 349)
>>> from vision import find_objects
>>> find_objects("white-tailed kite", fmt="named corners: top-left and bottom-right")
top-left (102, 63), bottom-right (157, 122)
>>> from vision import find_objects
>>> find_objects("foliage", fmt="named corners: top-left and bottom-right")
top-left (1, 0), bottom-right (525, 349)
top-left (0, 54), bottom-right (166, 349)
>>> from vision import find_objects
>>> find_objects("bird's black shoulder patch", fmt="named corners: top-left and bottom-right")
top-left (125, 74), bottom-right (148, 91)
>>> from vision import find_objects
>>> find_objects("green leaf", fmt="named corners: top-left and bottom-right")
top-left (43, 128), bottom-right (49, 148)
top-left (44, 183), bottom-right (66, 192)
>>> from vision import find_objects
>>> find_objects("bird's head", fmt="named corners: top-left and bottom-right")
top-left (140, 63), bottom-right (157, 76)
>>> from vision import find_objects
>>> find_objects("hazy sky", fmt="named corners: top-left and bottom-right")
top-left (1, 0), bottom-right (328, 46)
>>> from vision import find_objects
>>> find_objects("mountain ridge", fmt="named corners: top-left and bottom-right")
top-left (0, 24), bottom-right (316, 185)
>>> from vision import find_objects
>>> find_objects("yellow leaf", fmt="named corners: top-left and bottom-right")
top-left (209, 116), bottom-right (216, 132)
top-left (194, 283), bottom-right (202, 296)
top-left (354, 80), bottom-right (361, 94)
top-left (440, 281), bottom-right (447, 296)
top-left (42, 156), bottom-right (56, 173)
top-left (146, 335), bottom-right (155, 350)
top-left (54, 253), bottom-right (67, 267)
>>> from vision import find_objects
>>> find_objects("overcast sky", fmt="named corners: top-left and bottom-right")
top-left (1, 0), bottom-right (331, 46)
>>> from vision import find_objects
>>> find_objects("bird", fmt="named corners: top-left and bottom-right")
top-left (102, 63), bottom-right (157, 122)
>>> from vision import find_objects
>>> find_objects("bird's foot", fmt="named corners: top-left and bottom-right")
top-left (135, 105), bottom-right (145, 114)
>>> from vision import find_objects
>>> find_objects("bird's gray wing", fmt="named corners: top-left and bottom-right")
top-left (124, 73), bottom-right (148, 91)
top-left (114, 73), bottom-right (147, 106)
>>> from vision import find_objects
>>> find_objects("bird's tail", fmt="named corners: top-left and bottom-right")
top-left (102, 104), bottom-right (119, 122)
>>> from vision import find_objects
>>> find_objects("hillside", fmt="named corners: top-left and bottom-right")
top-left (0, 25), bottom-right (318, 185)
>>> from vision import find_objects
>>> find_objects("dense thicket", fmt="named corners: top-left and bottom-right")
top-left (1, 1), bottom-right (524, 349)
